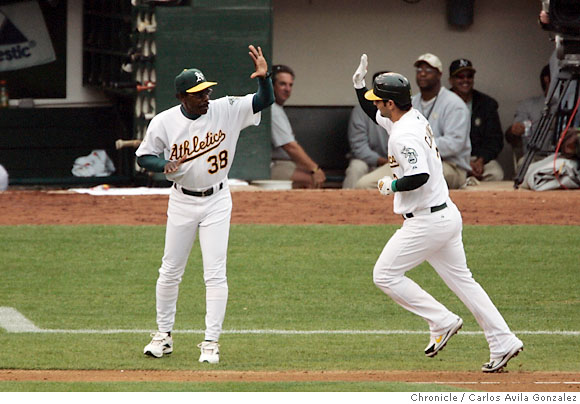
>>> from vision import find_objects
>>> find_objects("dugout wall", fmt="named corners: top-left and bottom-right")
top-left (1, 1), bottom-right (272, 186)
top-left (153, 0), bottom-right (273, 181)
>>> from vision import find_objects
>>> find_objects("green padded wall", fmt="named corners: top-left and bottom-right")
top-left (154, 1), bottom-right (272, 181)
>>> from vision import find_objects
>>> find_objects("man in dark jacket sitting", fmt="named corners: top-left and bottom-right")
top-left (449, 59), bottom-right (504, 181)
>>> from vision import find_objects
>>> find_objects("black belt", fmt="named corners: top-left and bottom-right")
top-left (403, 202), bottom-right (447, 219)
top-left (175, 182), bottom-right (223, 197)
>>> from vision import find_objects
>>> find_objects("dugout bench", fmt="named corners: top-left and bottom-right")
top-left (0, 107), bottom-right (134, 187)
top-left (284, 105), bottom-right (353, 188)
top-left (0, 105), bottom-right (355, 188)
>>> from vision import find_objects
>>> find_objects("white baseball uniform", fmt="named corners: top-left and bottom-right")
top-left (373, 108), bottom-right (522, 358)
top-left (136, 94), bottom-right (260, 341)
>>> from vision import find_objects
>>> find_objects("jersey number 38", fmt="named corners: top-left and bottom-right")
top-left (207, 150), bottom-right (228, 174)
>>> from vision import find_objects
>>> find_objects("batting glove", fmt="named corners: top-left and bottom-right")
top-left (378, 176), bottom-right (394, 196)
top-left (352, 54), bottom-right (368, 89)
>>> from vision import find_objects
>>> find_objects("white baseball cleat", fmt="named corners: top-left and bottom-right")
top-left (424, 317), bottom-right (463, 357)
top-left (198, 341), bottom-right (220, 364)
top-left (482, 340), bottom-right (524, 373)
top-left (143, 332), bottom-right (173, 358)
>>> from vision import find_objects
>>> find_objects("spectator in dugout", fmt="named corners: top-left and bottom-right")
top-left (343, 70), bottom-right (392, 189)
top-left (270, 64), bottom-right (326, 188)
top-left (448, 58), bottom-right (504, 182)
top-left (412, 53), bottom-right (472, 189)
top-left (504, 64), bottom-right (551, 172)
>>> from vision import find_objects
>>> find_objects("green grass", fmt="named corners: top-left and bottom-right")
top-left (0, 224), bottom-right (578, 391)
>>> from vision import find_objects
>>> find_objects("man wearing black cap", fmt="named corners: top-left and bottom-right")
top-left (137, 45), bottom-right (274, 364)
top-left (449, 58), bottom-right (504, 182)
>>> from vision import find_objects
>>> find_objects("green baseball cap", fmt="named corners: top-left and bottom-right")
top-left (174, 68), bottom-right (218, 94)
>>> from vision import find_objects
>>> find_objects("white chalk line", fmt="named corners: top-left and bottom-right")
top-left (1, 307), bottom-right (579, 336)
top-left (422, 381), bottom-right (580, 385)
top-left (0, 307), bottom-right (42, 332)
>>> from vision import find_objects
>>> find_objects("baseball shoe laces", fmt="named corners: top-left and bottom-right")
top-left (198, 341), bottom-right (220, 364)
top-left (482, 340), bottom-right (524, 373)
top-left (424, 317), bottom-right (463, 358)
top-left (143, 331), bottom-right (173, 358)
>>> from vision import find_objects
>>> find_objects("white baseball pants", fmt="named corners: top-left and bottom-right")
top-left (373, 200), bottom-right (521, 357)
top-left (155, 184), bottom-right (232, 342)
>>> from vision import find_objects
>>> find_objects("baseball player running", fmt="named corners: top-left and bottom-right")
top-left (138, 45), bottom-right (274, 364)
top-left (353, 54), bottom-right (523, 373)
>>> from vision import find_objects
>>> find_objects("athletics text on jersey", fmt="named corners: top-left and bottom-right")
top-left (136, 94), bottom-right (260, 189)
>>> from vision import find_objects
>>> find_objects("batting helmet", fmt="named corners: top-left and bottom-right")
top-left (365, 72), bottom-right (412, 108)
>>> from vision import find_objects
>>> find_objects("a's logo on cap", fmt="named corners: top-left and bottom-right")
top-left (195, 71), bottom-right (205, 82)
top-left (459, 59), bottom-right (470, 67)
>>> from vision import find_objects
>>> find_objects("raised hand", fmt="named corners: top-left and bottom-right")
top-left (353, 54), bottom-right (368, 89)
top-left (249, 45), bottom-right (268, 79)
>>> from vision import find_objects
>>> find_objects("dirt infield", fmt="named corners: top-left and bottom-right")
top-left (1, 187), bottom-right (579, 390)
top-left (1, 369), bottom-right (579, 392)
top-left (1, 187), bottom-right (579, 226)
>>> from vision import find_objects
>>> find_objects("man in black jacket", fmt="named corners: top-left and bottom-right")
top-left (449, 59), bottom-right (504, 181)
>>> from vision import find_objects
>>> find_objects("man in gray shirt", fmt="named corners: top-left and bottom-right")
top-left (270, 65), bottom-right (326, 188)
top-left (505, 64), bottom-right (551, 171)
top-left (343, 71), bottom-right (392, 189)
top-left (412, 53), bottom-right (471, 189)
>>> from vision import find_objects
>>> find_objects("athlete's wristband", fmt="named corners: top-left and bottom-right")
top-left (391, 179), bottom-right (398, 193)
